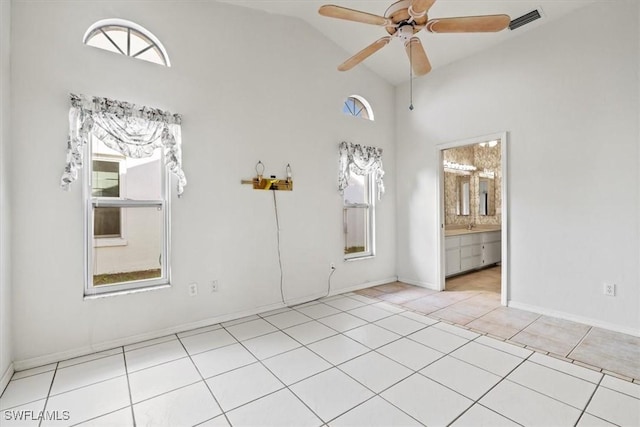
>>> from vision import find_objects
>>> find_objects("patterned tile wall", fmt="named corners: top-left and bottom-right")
top-left (443, 142), bottom-right (501, 226)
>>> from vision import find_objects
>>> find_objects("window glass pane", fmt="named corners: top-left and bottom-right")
top-left (94, 207), bottom-right (121, 237)
top-left (129, 32), bottom-right (150, 56)
top-left (92, 160), bottom-right (120, 197)
top-left (104, 28), bottom-right (128, 54)
top-left (344, 206), bottom-right (369, 254)
top-left (91, 138), bottom-right (163, 201)
top-left (92, 206), bottom-right (164, 286)
top-left (343, 173), bottom-right (368, 205)
top-left (135, 47), bottom-right (166, 65)
top-left (125, 152), bottom-right (163, 200)
top-left (86, 32), bottom-right (121, 54)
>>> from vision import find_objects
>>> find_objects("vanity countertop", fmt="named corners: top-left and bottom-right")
top-left (445, 226), bottom-right (501, 237)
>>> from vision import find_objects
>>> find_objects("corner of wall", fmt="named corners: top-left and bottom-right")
top-left (0, 0), bottom-right (13, 385)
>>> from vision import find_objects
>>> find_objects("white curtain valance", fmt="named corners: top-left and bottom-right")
top-left (60, 93), bottom-right (187, 196)
top-left (338, 141), bottom-right (385, 200)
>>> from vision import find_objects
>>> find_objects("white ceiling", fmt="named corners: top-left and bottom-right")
top-left (221, 0), bottom-right (596, 85)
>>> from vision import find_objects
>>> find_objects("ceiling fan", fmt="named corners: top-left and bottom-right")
top-left (319, 0), bottom-right (511, 76)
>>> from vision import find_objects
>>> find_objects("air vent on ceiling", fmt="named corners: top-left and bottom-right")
top-left (509, 9), bottom-right (542, 31)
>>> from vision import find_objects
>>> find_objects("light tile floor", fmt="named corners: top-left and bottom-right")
top-left (2, 293), bottom-right (639, 426)
top-left (357, 267), bottom-right (640, 381)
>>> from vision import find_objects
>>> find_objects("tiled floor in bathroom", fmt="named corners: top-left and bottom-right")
top-left (1, 275), bottom-right (639, 426)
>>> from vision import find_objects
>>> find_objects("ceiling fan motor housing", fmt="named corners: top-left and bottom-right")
top-left (385, 0), bottom-right (428, 37)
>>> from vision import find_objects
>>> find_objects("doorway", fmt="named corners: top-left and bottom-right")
top-left (436, 132), bottom-right (508, 306)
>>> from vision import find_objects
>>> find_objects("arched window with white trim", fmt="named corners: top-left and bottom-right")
top-left (83, 19), bottom-right (171, 67)
top-left (342, 95), bottom-right (374, 121)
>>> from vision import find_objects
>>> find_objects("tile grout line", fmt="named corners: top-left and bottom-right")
top-left (565, 325), bottom-right (594, 360)
top-left (215, 302), bottom-right (425, 424)
top-left (122, 344), bottom-right (137, 427)
top-left (37, 361), bottom-right (59, 427)
top-left (175, 333), bottom-right (233, 427)
top-left (216, 323), bottom-right (328, 425)
top-left (443, 351), bottom-right (532, 427)
top-left (573, 374), bottom-right (605, 427)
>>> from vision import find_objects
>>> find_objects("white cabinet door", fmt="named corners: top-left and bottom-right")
top-left (445, 236), bottom-right (461, 276)
top-left (446, 247), bottom-right (461, 276)
top-left (482, 240), bottom-right (501, 266)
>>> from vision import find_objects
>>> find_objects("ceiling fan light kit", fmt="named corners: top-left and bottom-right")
top-left (318, 0), bottom-right (511, 76)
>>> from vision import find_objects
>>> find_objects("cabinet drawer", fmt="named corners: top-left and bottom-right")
top-left (460, 234), bottom-right (482, 246)
top-left (482, 231), bottom-right (501, 243)
top-left (445, 236), bottom-right (460, 249)
top-left (461, 244), bottom-right (482, 258)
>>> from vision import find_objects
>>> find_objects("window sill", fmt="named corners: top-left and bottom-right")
top-left (344, 255), bottom-right (375, 262)
top-left (94, 238), bottom-right (128, 248)
top-left (84, 283), bottom-right (170, 300)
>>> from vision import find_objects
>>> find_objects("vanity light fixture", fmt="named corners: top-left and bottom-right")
top-left (443, 160), bottom-right (477, 172)
top-left (479, 140), bottom-right (498, 148)
top-left (241, 161), bottom-right (293, 191)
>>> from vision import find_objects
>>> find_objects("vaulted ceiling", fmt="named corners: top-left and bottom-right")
top-left (223, 0), bottom-right (596, 85)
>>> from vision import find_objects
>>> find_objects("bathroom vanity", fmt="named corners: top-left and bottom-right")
top-left (445, 228), bottom-right (501, 277)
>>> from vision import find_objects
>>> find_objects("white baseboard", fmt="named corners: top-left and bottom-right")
top-left (1, 362), bottom-right (14, 394)
top-left (508, 301), bottom-right (640, 337)
top-left (336, 276), bottom-right (399, 294)
top-left (13, 277), bottom-right (397, 371)
top-left (397, 277), bottom-right (439, 291)
top-left (13, 300), bottom-right (284, 371)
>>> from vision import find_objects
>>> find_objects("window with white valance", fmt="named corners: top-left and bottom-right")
top-left (60, 93), bottom-right (186, 296)
top-left (338, 141), bottom-right (385, 259)
top-left (61, 93), bottom-right (186, 195)
top-left (338, 141), bottom-right (385, 200)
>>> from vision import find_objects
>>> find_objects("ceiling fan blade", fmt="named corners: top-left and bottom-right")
top-left (409, 0), bottom-right (436, 19)
top-left (405, 37), bottom-right (431, 76)
top-left (338, 37), bottom-right (392, 71)
top-left (319, 5), bottom-right (391, 26)
top-left (426, 15), bottom-right (511, 33)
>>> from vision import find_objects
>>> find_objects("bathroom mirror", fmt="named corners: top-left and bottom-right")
top-left (456, 175), bottom-right (471, 216)
top-left (478, 177), bottom-right (495, 216)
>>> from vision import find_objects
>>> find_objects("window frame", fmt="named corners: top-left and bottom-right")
top-left (342, 95), bottom-right (374, 121)
top-left (83, 19), bottom-right (171, 67)
top-left (83, 135), bottom-right (171, 297)
top-left (343, 171), bottom-right (376, 260)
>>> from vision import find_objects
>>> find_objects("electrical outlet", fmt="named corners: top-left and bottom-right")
top-left (188, 282), bottom-right (198, 297)
top-left (211, 280), bottom-right (219, 292)
top-left (603, 283), bottom-right (616, 297)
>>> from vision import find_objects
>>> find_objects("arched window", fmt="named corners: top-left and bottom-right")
top-left (342, 95), bottom-right (374, 121)
top-left (83, 19), bottom-right (171, 67)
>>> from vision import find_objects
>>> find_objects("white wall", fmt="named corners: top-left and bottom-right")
top-left (0, 0), bottom-right (13, 385)
top-left (10, 1), bottom-right (396, 365)
top-left (396, 0), bottom-right (639, 334)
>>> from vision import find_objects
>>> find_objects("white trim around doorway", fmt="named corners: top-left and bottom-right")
top-left (436, 131), bottom-right (509, 306)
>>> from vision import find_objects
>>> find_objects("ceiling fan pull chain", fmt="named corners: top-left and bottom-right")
top-left (409, 42), bottom-right (414, 111)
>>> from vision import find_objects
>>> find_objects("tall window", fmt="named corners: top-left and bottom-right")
top-left (338, 141), bottom-right (384, 260)
top-left (343, 171), bottom-right (375, 258)
top-left (83, 19), bottom-right (171, 67)
top-left (61, 93), bottom-right (186, 297)
top-left (87, 138), bottom-right (169, 292)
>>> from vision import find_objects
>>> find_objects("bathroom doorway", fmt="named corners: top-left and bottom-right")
top-left (436, 132), bottom-right (508, 306)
